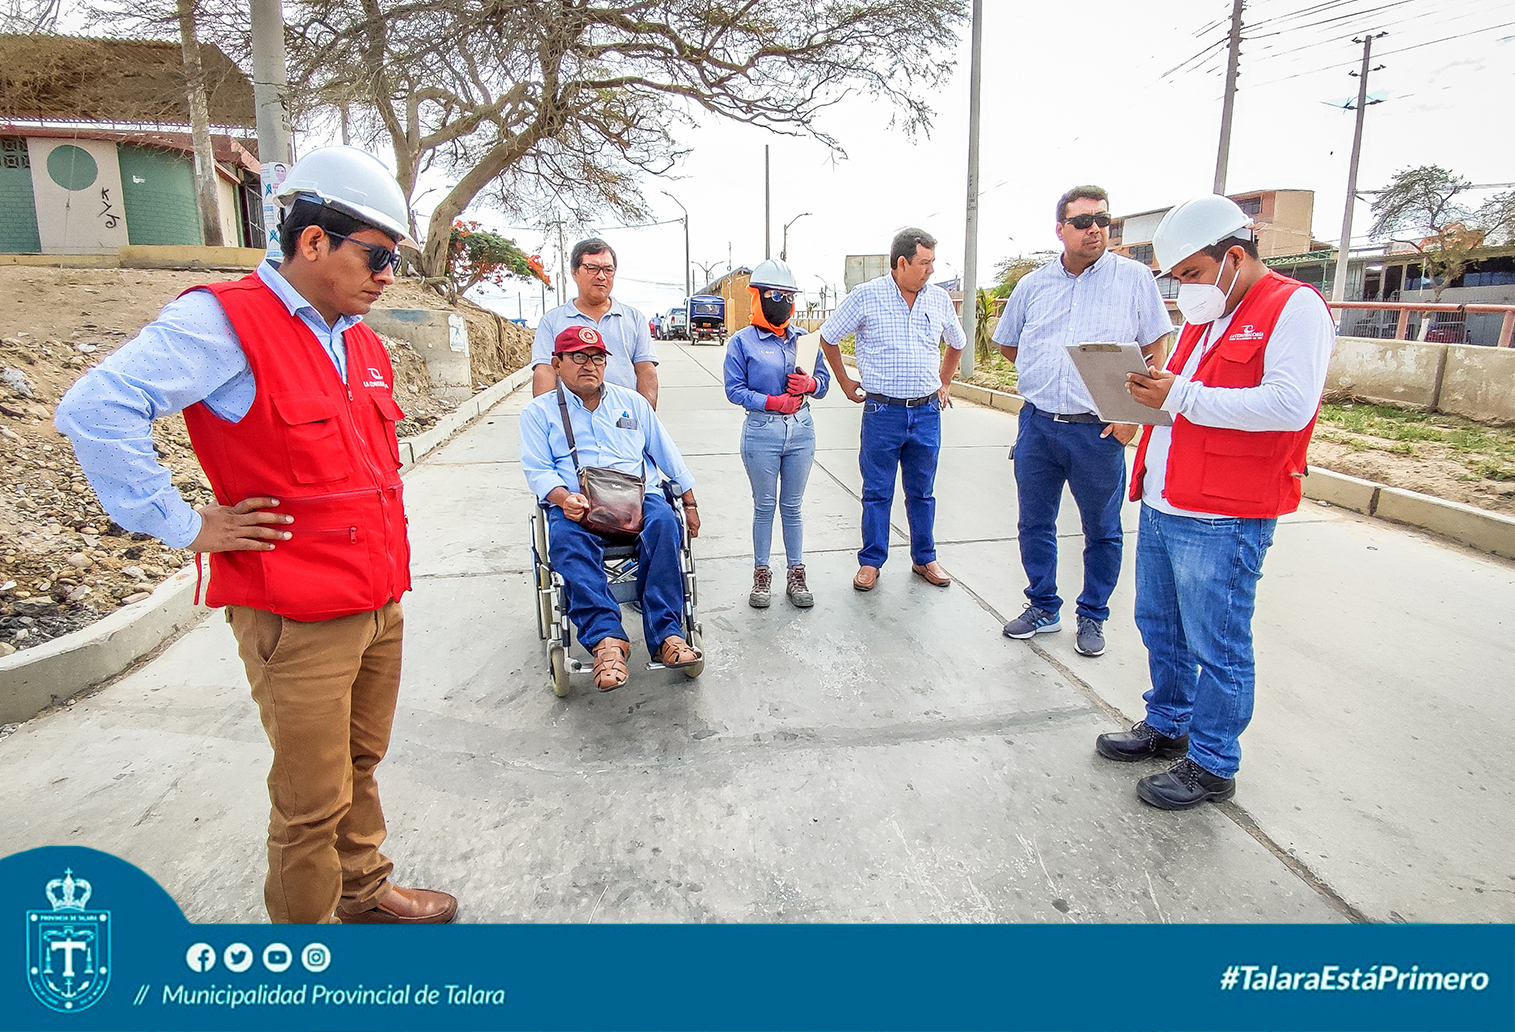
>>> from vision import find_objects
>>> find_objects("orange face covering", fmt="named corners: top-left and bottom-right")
top-left (749, 285), bottom-right (791, 335)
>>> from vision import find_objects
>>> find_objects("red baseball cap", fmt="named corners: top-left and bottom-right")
top-left (554, 325), bottom-right (606, 354)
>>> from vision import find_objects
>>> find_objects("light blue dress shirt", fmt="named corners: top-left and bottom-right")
top-left (519, 381), bottom-right (696, 504)
top-left (531, 298), bottom-right (658, 391)
top-left (54, 260), bottom-right (360, 548)
top-left (991, 249), bottom-right (1173, 415)
top-left (819, 274), bottom-right (966, 399)
top-left (722, 324), bottom-right (831, 411)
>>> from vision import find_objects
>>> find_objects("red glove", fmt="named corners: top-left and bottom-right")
top-left (765, 392), bottom-right (804, 415)
top-left (786, 372), bottom-right (818, 395)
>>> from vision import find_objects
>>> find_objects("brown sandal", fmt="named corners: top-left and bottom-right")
top-left (657, 635), bottom-right (702, 669)
top-left (591, 638), bottom-right (630, 691)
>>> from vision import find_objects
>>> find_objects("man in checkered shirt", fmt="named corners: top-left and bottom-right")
top-left (819, 228), bottom-right (967, 592)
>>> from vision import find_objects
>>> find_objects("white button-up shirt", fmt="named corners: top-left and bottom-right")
top-left (821, 274), bottom-right (966, 398)
top-left (993, 249), bottom-right (1172, 415)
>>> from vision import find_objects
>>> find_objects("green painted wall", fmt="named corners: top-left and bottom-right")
top-left (0, 138), bottom-right (41, 253)
top-left (118, 145), bottom-right (201, 246)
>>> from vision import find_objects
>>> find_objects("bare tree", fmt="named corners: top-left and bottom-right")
top-left (1369, 165), bottom-right (1479, 303)
top-left (1478, 189), bottom-right (1515, 247)
top-left (286, 0), bottom-right (966, 278)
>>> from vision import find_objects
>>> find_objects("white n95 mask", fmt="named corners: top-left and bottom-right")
top-left (1176, 258), bottom-right (1239, 324)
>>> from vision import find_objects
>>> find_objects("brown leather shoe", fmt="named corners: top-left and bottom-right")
top-left (911, 561), bottom-right (952, 586)
top-left (340, 885), bottom-right (458, 924)
top-left (852, 565), bottom-right (879, 592)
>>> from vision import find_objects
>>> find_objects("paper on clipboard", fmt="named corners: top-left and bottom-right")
top-left (793, 331), bottom-right (822, 375)
top-left (1064, 342), bottom-right (1173, 426)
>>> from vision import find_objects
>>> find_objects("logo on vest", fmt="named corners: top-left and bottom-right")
top-left (363, 365), bottom-right (389, 389)
top-left (1229, 323), bottom-right (1266, 342)
top-left (27, 868), bottom-right (111, 1013)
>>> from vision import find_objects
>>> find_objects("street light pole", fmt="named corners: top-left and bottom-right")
top-left (960, 0), bottom-right (983, 377)
top-left (781, 212), bottom-right (812, 262)
top-left (1331, 32), bottom-right (1387, 306)
top-left (662, 190), bottom-right (692, 299)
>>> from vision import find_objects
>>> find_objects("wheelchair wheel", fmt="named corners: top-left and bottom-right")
top-left (683, 627), bottom-right (704, 679)
top-left (549, 645), bottom-right (571, 697)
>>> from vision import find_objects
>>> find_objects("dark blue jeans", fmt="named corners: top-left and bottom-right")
top-left (547, 490), bottom-right (684, 657)
top-left (1012, 405), bottom-right (1127, 622)
top-left (858, 398), bottom-right (941, 568)
top-left (1134, 503), bottom-right (1276, 778)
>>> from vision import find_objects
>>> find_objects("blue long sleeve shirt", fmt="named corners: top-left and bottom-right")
top-left (519, 381), bottom-right (696, 503)
top-left (721, 324), bottom-right (831, 412)
top-left (54, 261), bottom-right (360, 548)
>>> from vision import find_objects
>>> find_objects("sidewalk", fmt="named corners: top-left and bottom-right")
top-left (1, 342), bottom-right (1509, 923)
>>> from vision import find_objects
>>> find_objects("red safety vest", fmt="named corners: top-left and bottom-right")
top-left (1129, 271), bottom-right (1322, 518)
top-left (180, 274), bottom-right (411, 621)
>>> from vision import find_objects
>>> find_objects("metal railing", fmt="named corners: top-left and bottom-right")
top-left (1156, 299), bottom-right (1515, 348)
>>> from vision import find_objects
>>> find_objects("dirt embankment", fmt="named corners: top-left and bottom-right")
top-left (0, 266), bottom-right (530, 656)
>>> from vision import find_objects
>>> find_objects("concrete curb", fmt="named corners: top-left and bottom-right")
top-left (0, 366), bottom-right (534, 725)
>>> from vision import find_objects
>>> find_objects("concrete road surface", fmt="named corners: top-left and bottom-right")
top-left (2, 341), bottom-right (1510, 924)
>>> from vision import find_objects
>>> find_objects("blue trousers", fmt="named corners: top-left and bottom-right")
top-left (859, 398), bottom-right (941, 568)
top-left (1012, 405), bottom-right (1128, 622)
top-left (741, 408), bottom-right (816, 568)
top-left (547, 490), bottom-right (685, 657)
top-left (1134, 503), bottom-right (1276, 778)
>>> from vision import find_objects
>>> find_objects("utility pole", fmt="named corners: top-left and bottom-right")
top-left (249, 0), bottom-right (292, 261)
top-left (1331, 32), bottom-right (1387, 305)
top-left (1213, 0), bottom-right (1244, 195)
top-left (764, 145), bottom-right (771, 259)
top-left (556, 223), bottom-right (567, 306)
top-left (959, 0), bottom-right (984, 377)
top-left (177, 0), bottom-right (224, 247)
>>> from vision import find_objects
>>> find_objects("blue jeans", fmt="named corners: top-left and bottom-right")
top-left (1134, 503), bottom-right (1276, 778)
top-left (547, 490), bottom-right (685, 657)
top-left (741, 407), bottom-right (816, 568)
top-left (1012, 405), bottom-right (1127, 622)
top-left (858, 398), bottom-right (941, 568)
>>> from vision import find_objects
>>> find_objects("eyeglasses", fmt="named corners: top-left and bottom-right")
top-left (563, 351), bottom-right (608, 366)
top-left (1061, 213), bottom-right (1112, 230)
top-left (759, 289), bottom-right (796, 302)
top-left (579, 263), bottom-right (616, 277)
top-left (325, 231), bottom-right (402, 273)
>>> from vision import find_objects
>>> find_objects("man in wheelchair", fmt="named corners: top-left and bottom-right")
top-left (520, 326), bottom-right (703, 690)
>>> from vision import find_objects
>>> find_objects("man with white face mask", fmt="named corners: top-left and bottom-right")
top-left (1094, 194), bottom-right (1334, 810)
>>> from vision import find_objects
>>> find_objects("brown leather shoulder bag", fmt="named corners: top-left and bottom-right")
top-left (556, 384), bottom-right (645, 539)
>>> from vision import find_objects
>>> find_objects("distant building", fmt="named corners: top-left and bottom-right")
top-left (1111, 189), bottom-right (1327, 273)
top-left (844, 254), bottom-right (890, 293)
top-left (694, 267), bottom-right (753, 335)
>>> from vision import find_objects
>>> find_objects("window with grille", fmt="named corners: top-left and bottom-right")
top-left (1, 137), bottom-right (30, 170)
top-left (1129, 243), bottom-right (1155, 266)
top-left (1234, 195), bottom-right (1262, 217)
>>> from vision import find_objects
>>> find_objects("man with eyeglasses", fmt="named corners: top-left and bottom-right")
top-left (56, 146), bottom-right (460, 925)
top-left (532, 238), bottom-right (660, 407)
top-left (993, 185), bottom-right (1173, 660)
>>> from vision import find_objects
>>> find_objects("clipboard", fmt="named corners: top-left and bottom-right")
top-left (1064, 342), bottom-right (1173, 426)
top-left (793, 331), bottom-right (822, 375)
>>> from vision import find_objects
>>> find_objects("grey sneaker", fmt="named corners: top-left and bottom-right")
top-left (749, 565), bottom-right (772, 608)
top-left (1075, 616), bottom-right (1106, 657)
top-left (1003, 604), bottom-right (1060, 638)
top-left (786, 564), bottom-right (813, 608)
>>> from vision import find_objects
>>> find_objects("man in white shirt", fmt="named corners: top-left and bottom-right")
top-left (993, 185), bottom-right (1172, 659)
top-left (1095, 195), bottom-right (1334, 810)
top-left (532, 238), bottom-right (660, 406)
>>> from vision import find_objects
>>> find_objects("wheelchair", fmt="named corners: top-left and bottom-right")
top-left (530, 482), bottom-right (704, 696)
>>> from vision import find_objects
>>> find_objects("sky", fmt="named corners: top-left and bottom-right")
top-left (449, 0), bottom-right (1515, 325)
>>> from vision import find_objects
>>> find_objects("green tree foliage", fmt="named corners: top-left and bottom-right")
top-left (446, 221), bottom-right (550, 301)
top-left (1369, 165), bottom-right (1481, 302)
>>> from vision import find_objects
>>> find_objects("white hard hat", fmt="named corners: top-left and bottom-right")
top-left (1152, 194), bottom-right (1253, 274)
top-left (276, 146), bottom-right (413, 245)
top-left (749, 258), bottom-right (799, 291)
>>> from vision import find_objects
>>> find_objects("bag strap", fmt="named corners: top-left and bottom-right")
top-left (554, 382), bottom-right (583, 475)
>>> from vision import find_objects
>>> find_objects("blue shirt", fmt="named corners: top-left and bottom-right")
top-left (721, 324), bottom-right (832, 411)
top-left (531, 298), bottom-right (658, 391)
top-left (991, 249), bottom-right (1172, 415)
top-left (54, 260), bottom-right (361, 549)
top-left (819, 274), bottom-right (966, 398)
top-left (519, 381), bottom-right (696, 504)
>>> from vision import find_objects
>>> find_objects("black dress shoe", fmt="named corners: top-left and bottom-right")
top-left (1095, 720), bottom-right (1189, 762)
top-left (1136, 758), bottom-right (1236, 810)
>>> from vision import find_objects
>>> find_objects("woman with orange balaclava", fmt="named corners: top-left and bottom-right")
top-left (722, 259), bottom-right (831, 609)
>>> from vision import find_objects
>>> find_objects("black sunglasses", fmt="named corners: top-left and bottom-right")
top-left (326, 231), bottom-right (402, 273)
top-left (1062, 212), bottom-right (1112, 230)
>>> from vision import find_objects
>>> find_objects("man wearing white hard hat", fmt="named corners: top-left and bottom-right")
top-left (1092, 194), bottom-right (1334, 810)
top-left (57, 146), bottom-right (459, 922)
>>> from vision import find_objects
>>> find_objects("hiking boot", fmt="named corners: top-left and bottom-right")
top-left (749, 565), bottom-right (772, 608)
top-left (1074, 616), bottom-right (1106, 657)
top-left (1003, 604), bottom-right (1060, 639)
top-left (1095, 720), bottom-right (1190, 762)
top-left (786, 564), bottom-right (813, 608)
top-left (1136, 757), bottom-right (1236, 810)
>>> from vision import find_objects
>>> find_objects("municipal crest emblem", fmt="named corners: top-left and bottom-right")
top-left (27, 868), bottom-right (110, 1012)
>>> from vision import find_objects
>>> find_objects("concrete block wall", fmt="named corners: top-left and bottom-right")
top-left (363, 307), bottom-right (473, 404)
top-left (1437, 345), bottom-right (1515, 424)
top-left (1328, 336), bottom-right (1515, 424)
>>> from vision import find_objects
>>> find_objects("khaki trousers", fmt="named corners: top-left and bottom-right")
top-left (228, 601), bottom-right (403, 923)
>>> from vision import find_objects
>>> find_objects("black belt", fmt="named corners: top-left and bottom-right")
top-left (866, 392), bottom-right (937, 408)
top-left (1025, 402), bottom-right (1102, 424)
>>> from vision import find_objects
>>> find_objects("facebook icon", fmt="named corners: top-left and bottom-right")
top-left (184, 942), bottom-right (216, 973)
